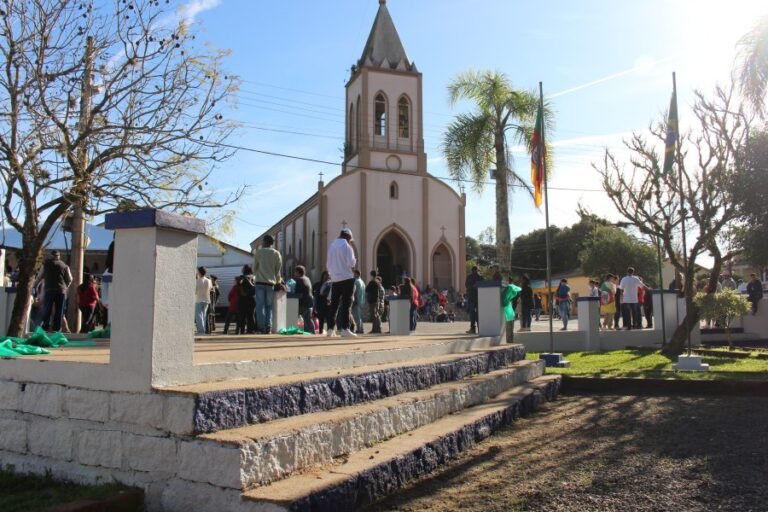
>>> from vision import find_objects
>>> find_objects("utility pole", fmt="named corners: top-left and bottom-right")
top-left (67, 36), bottom-right (94, 333)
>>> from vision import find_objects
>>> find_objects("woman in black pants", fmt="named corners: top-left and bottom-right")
top-left (313, 271), bottom-right (331, 335)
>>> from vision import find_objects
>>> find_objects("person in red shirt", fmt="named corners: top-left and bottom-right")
top-left (224, 277), bottom-right (240, 335)
top-left (77, 274), bottom-right (100, 333)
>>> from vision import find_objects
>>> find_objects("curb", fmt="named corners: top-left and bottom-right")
top-left (560, 375), bottom-right (768, 396)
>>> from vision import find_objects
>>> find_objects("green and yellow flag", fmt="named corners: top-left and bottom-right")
top-left (662, 89), bottom-right (678, 175)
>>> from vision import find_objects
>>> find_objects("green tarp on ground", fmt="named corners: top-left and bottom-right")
top-left (0, 326), bottom-right (97, 357)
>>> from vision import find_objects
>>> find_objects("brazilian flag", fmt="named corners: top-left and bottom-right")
top-left (662, 89), bottom-right (678, 175)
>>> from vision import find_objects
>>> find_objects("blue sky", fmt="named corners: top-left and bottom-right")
top-left (183, 0), bottom-right (765, 250)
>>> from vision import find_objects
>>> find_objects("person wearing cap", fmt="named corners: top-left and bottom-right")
top-left (326, 228), bottom-right (358, 337)
top-left (253, 234), bottom-right (282, 334)
top-left (37, 250), bottom-right (72, 332)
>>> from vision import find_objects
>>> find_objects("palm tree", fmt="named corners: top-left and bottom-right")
top-left (737, 15), bottom-right (768, 116)
top-left (442, 70), bottom-right (551, 275)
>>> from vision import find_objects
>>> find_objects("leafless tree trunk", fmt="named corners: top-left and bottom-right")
top-left (0, 0), bottom-right (244, 336)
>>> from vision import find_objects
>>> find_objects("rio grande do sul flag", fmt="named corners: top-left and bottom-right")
top-left (530, 102), bottom-right (545, 207)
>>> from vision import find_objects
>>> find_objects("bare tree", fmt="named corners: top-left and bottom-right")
top-left (594, 85), bottom-right (748, 355)
top-left (0, 0), bottom-right (243, 336)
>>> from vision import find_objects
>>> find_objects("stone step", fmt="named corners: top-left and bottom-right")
top-left (163, 344), bottom-right (527, 434)
top-left (178, 360), bottom-right (544, 490)
top-left (241, 375), bottom-right (561, 512)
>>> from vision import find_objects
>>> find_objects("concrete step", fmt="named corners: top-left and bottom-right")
top-left (241, 375), bottom-right (561, 512)
top-left (178, 360), bottom-right (544, 490)
top-left (163, 344), bottom-right (527, 434)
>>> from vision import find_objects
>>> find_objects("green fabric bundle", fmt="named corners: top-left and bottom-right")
top-left (502, 284), bottom-right (522, 322)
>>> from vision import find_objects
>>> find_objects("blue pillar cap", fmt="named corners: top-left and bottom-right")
top-left (104, 209), bottom-right (206, 235)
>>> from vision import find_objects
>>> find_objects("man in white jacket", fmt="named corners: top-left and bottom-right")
top-left (326, 228), bottom-right (357, 337)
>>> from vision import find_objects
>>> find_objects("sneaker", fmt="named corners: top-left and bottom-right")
top-left (340, 328), bottom-right (357, 338)
top-left (327, 329), bottom-right (339, 337)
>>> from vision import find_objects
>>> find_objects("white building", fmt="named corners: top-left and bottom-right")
top-left (251, 0), bottom-right (466, 291)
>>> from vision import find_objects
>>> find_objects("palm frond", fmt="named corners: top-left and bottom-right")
top-left (442, 112), bottom-right (494, 192)
top-left (737, 15), bottom-right (768, 116)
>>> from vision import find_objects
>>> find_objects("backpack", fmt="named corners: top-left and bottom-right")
top-left (239, 276), bottom-right (256, 297)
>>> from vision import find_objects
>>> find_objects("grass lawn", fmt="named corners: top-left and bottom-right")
top-left (527, 349), bottom-right (768, 380)
top-left (0, 467), bottom-right (135, 512)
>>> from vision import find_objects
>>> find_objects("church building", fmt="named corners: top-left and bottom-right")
top-left (250, 0), bottom-right (466, 291)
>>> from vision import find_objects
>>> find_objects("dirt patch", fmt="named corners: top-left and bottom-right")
top-left (370, 394), bottom-right (768, 511)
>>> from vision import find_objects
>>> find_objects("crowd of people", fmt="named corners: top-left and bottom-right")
top-left (201, 228), bottom-right (466, 337)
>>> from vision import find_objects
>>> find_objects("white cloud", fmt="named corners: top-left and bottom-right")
top-left (177, 0), bottom-right (222, 25)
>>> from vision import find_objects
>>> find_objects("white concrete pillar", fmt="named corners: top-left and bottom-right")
top-left (653, 290), bottom-right (679, 343)
top-left (285, 293), bottom-right (300, 329)
top-left (477, 281), bottom-right (504, 338)
top-left (272, 290), bottom-right (287, 333)
top-left (576, 297), bottom-right (599, 351)
top-left (105, 209), bottom-right (205, 392)
top-left (743, 297), bottom-right (768, 336)
top-left (0, 247), bottom-right (7, 336)
top-left (389, 297), bottom-right (411, 336)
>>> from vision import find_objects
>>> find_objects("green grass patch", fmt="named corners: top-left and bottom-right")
top-left (526, 349), bottom-right (768, 381)
top-left (0, 466), bottom-right (134, 512)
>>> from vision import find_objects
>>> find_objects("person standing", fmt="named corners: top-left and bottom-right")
top-left (533, 293), bottom-right (542, 321)
top-left (208, 275), bottom-right (220, 333)
top-left (643, 280), bottom-right (654, 328)
top-left (223, 277), bottom-right (240, 335)
top-left (76, 274), bottom-right (100, 333)
top-left (365, 270), bottom-right (384, 334)
top-left (747, 273), bottom-right (764, 315)
top-left (409, 277), bottom-right (420, 332)
top-left (352, 269), bottom-right (366, 334)
top-left (465, 266), bottom-right (482, 334)
top-left (194, 266), bottom-right (212, 335)
top-left (238, 265), bottom-right (257, 334)
top-left (619, 267), bottom-right (646, 330)
top-left (253, 234), bottom-right (282, 334)
top-left (326, 228), bottom-right (358, 337)
top-left (554, 279), bottom-right (572, 330)
top-left (721, 274), bottom-right (737, 291)
top-left (313, 271), bottom-right (332, 335)
top-left (519, 276), bottom-right (534, 331)
top-left (294, 265), bottom-right (315, 333)
top-left (599, 274), bottom-right (617, 329)
top-left (38, 250), bottom-right (72, 332)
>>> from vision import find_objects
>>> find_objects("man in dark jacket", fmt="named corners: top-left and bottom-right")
top-left (38, 250), bottom-right (72, 332)
top-left (294, 266), bottom-right (315, 333)
top-left (465, 266), bottom-right (482, 334)
top-left (747, 273), bottom-right (764, 315)
top-left (365, 270), bottom-right (384, 334)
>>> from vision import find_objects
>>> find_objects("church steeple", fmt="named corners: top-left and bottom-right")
top-left (357, 0), bottom-right (415, 72)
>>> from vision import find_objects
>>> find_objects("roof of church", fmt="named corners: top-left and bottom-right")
top-left (357, 0), bottom-right (416, 72)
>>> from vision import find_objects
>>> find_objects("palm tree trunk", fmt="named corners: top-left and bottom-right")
top-left (494, 133), bottom-right (511, 277)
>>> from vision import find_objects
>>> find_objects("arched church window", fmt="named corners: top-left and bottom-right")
top-left (389, 181), bottom-right (399, 199)
top-left (374, 93), bottom-right (387, 136)
top-left (311, 231), bottom-right (316, 266)
top-left (356, 96), bottom-right (361, 149)
top-left (299, 240), bottom-right (302, 261)
top-left (398, 96), bottom-right (409, 138)
top-left (349, 103), bottom-right (355, 152)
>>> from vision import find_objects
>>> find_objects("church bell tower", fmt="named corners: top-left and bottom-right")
top-left (343, 0), bottom-right (427, 175)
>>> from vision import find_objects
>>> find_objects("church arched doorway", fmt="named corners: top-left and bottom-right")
top-left (376, 230), bottom-right (411, 289)
top-left (432, 243), bottom-right (453, 290)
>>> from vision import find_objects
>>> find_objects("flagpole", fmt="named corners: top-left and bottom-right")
top-left (539, 81), bottom-right (554, 355)
top-left (671, 72), bottom-right (692, 356)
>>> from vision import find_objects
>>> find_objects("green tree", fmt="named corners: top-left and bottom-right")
top-left (443, 70), bottom-right (553, 275)
top-left (0, 0), bottom-right (242, 336)
top-left (693, 290), bottom-right (751, 350)
top-left (579, 226), bottom-right (657, 283)
top-left (737, 15), bottom-right (768, 116)
top-left (732, 130), bottom-right (768, 270)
